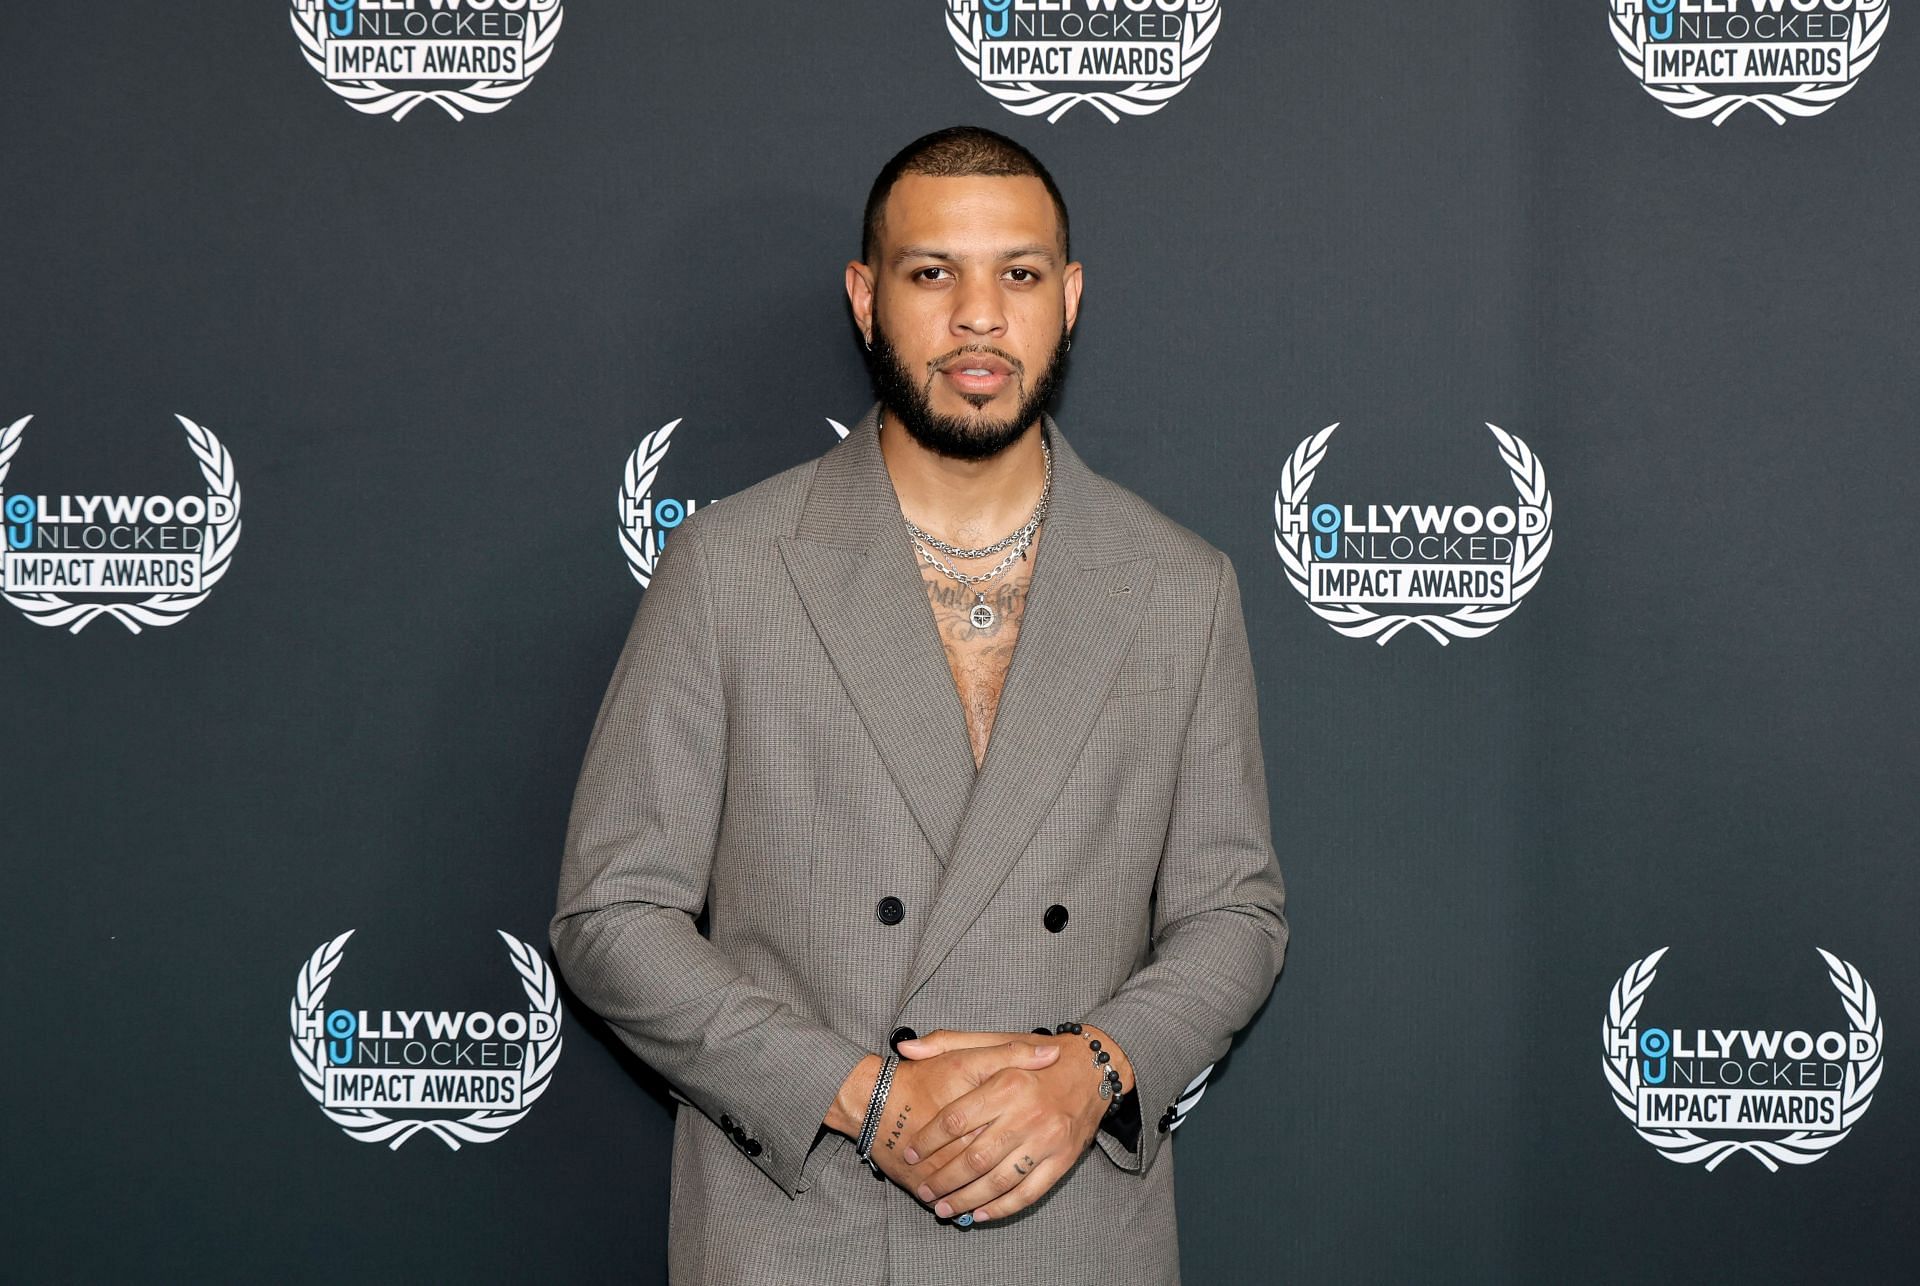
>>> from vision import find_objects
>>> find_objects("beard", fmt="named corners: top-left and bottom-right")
top-left (864, 321), bottom-right (1071, 462)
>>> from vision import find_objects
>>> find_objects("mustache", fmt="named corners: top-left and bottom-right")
top-left (925, 344), bottom-right (1025, 377)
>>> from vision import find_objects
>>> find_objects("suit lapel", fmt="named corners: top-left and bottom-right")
top-left (895, 418), bottom-right (1155, 1009)
top-left (780, 407), bottom-right (1157, 1011)
top-left (779, 407), bottom-right (978, 863)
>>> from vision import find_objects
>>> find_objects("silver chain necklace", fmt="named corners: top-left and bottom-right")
top-left (903, 432), bottom-right (1053, 560)
top-left (912, 528), bottom-right (1037, 630)
top-left (903, 432), bottom-right (1053, 631)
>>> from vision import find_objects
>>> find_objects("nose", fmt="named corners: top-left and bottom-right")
top-left (950, 274), bottom-right (1006, 340)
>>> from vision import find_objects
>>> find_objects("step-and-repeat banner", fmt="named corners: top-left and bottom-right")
top-left (4, 3), bottom-right (1912, 1282)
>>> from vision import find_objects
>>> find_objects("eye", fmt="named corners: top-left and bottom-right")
top-left (914, 266), bottom-right (953, 282)
top-left (1005, 267), bottom-right (1039, 283)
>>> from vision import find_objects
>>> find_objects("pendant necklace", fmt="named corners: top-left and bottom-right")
top-left (913, 533), bottom-right (1033, 630)
top-left (903, 432), bottom-right (1052, 632)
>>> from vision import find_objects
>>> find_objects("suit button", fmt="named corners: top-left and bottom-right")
top-left (876, 896), bottom-right (905, 926)
top-left (1044, 904), bottom-right (1069, 933)
top-left (889, 1026), bottom-right (918, 1053)
top-left (720, 1114), bottom-right (735, 1130)
top-left (744, 1138), bottom-right (763, 1157)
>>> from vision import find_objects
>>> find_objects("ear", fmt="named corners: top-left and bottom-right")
top-left (1063, 260), bottom-right (1084, 335)
top-left (845, 260), bottom-right (877, 345)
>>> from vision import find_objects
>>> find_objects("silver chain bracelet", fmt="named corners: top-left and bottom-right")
top-left (855, 1052), bottom-right (899, 1176)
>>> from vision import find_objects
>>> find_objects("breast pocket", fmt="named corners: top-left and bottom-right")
top-left (1109, 650), bottom-right (1176, 695)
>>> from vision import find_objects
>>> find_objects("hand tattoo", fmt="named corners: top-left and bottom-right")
top-left (882, 1103), bottom-right (910, 1152)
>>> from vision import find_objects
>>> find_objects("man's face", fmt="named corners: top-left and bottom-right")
top-left (848, 173), bottom-right (1083, 461)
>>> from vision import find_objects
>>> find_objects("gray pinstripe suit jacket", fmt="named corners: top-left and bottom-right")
top-left (552, 407), bottom-right (1288, 1284)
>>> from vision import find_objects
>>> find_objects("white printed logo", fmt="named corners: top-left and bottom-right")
top-left (0, 414), bottom-right (243, 634)
top-left (289, 0), bottom-right (565, 122)
top-left (945, 0), bottom-right (1223, 124)
top-left (621, 420), bottom-right (716, 589)
top-left (1272, 424), bottom-right (1553, 645)
top-left (1603, 948), bottom-right (1883, 1169)
top-left (1609, 0), bottom-right (1890, 125)
top-left (290, 931), bottom-right (563, 1150)
top-left (620, 419), bottom-right (869, 587)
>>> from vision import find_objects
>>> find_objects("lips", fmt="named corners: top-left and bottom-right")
top-left (941, 354), bottom-right (1013, 378)
top-left (937, 351), bottom-right (1018, 397)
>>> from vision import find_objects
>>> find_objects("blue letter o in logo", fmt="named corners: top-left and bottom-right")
top-left (324, 1007), bottom-right (357, 1066)
top-left (1310, 503), bottom-right (1342, 559)
top-left (1638, 1027), bottom-right (1670, 1085)
top-left (653, 498), bottom-right (687, 530)
top-left (1646, 0), bottom-right (1676, 41)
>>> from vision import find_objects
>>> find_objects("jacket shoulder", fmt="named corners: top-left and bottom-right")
top-left (672, 453), bottom-right (820, 550)
top-left (1090, 470), bottom-right (1230, 583)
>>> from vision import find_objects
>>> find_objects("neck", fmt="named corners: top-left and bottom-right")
top-left (878, 410), bottom-right (1049, 548)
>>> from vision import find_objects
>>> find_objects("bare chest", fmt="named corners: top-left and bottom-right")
top-left (917, 537), bottom-right (1040, 770)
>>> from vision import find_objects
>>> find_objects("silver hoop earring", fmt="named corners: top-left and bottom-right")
top-left (1065, 336), bottom-right (1073, 352)
top-left (863, 337), bottom-right (872, 352)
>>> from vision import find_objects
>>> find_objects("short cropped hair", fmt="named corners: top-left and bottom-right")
top-left (861, 125), bottom-right (1071, 264)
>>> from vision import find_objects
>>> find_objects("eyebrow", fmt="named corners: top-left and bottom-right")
top-left (891, 244), bottom-right (1062, 268)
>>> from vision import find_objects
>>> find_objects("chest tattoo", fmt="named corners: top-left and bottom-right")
top-left (918, 532), bottom-right (1040, 770)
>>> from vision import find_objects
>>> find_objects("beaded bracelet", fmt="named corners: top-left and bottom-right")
top-left (1036, 1021), bottom-right (1125, 1114)
top-left (854, 1052), bottom-right (899, 1176)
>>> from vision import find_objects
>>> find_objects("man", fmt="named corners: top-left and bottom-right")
top-left (552, 126), bottom-right (1287, 1284)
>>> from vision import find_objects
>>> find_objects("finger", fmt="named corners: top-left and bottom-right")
top-left (1005, 1041), bottom-right (1060, 1068)
top-left (965, 1039), bottom-right (1059, 1071)
top-left (895, 1029), bottom-right (992, 1057)
top-left (923, 1126), bottom-right (1025, 1215)
top-left (962, 1150), bottom-right (1069, 1225)
top-left (904, 1126), bottom-right (980, 1195)
top-left (919, 1040), bottom-right (1057, 1075)
top-left (897, 1029), bottom-right (1022, 1058)
top-left (936, 1142), bottom-right (1055, 1221)
top-left (902, 1073), bottom-right (1014, 1166)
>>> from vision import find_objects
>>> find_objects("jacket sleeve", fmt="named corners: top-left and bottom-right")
top-left (1081, 548), bottom-right (1289, 1176)
top-left (550, 523), bottom-right (869, 1200)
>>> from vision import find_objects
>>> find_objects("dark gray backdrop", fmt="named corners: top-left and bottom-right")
top-left (2, 3), bottom-right (1913, 1282)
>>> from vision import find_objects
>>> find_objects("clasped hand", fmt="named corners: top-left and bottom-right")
top-left (865, 1029), bottom-right (1114, 1225)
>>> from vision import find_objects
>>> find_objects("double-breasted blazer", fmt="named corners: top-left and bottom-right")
top-left (551, 406), bottom-right (1288, 1284)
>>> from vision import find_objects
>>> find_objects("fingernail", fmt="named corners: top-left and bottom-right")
top-left (935, 1201), bottom-right (953, 1218)
top-left (905, 1148), bottom-right (920, 1164)
top-left (916, 1184), bottom-right (933, 1201)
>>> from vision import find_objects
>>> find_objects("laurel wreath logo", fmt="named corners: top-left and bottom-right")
top-left (619, 419), bottom-right (684, 589)
top-left (0, 414), bottom-right (243, 635)
top-left (946, 2), bottom-right (1223, 124)
top-left (289, 930), bottom-right (564, 1150)
top-left (1609, 0), bottom-right (1890, 125)
top-left (289, 1), bottom-right (565, 122)
top-left (1271, 423), bottom-right (1554, 645)
top-left (1602, 948), bottom-right (1884, 1170)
